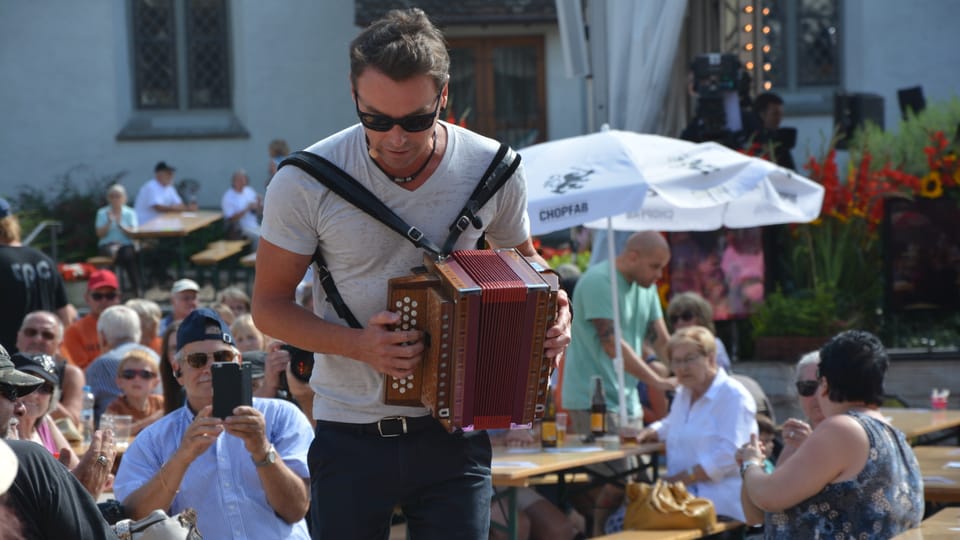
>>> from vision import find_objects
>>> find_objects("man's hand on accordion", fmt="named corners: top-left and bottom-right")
top-left (356, 310), bottom-right (425, 379)
top-left (543, 289), bottom-right (573, 368)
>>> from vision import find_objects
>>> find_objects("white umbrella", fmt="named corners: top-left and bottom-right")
top-left (521, 129), bottom-right (825, 427)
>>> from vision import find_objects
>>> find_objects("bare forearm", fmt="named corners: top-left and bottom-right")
top-left (741, 484), bottom-right (765, 525)
top-left (257, 465), bottom-right (310, 523)
top-left (123, 455), bottom-right (189, 519)
top-left (600, 337), bottom-right (664, 386)
top-left (253, 297), bottom-right (358, 359)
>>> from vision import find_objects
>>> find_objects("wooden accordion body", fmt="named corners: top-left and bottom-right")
top-left (385, 249), bottom-right (560, 432)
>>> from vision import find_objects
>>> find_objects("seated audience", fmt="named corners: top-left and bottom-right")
top-left (159, 321), bottom-right (183, 415)
top-left (115, 308), bottom-right (311, 538)
top-left (11, 352), bottom-right (78, 467)
top-left (266, 138), bottom-right (290, 186)
top-left (133, 161), bottom-right (193, 225)
top-left (231, 314), bottom-right (265, 353)
top-left (755, 413), bottom-right (778, 473)
top-left (125, 298), bottom-right (163, 356)
top-left (221, 169), bottom-right (262, 249)
top-left (630, 326), bottom-right (756, 525)
top-left (209, 302), bottom-right (236, 326)
top-left (777, 351), bottom-right (824, 465)
top-left (217, 286), bottom-right (251, 316)
top-left (95, 184), bottom-right (141, 296)
top-left (63, 269), bottom-right (121, 369)
top-left (15, 311), bottom-right (85, 428)
top-left (158, 279), bottom-right (199, 335)
top-left (737, 330), bottom-right (923, 537)
top-left (84, 305), bottom-right (159, 426)
top-left (105, 349), bottom-right (163, 436)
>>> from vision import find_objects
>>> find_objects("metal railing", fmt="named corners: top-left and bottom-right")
top-left (22, 220), bottom-right (63, 263)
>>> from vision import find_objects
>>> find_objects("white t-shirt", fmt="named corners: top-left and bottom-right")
top-left (260, 122), bottom-right (530, 423)
top-left (221, 185), bottom-right (260, 230)
top-left (134, 178), bottom-right (184, 224)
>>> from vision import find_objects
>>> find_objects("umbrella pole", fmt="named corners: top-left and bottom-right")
top-left (606, 219), bottom-right (629, 430)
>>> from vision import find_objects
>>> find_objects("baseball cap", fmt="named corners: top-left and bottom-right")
top-left (176, 307), bottom-right (234, 352)
top-left (0, 198), bottom-right (10, 219)
top-left (0, 344), bottom-right (44, 390)
top-left (171, 278), bottom-right (200, 295)
top-left (155, 161), bottom-right (176, 173)
top-left (11, 352), bottom-right (59, 387)
top-left (241, 351), bottom-right (266, 379)
top-left (87, 269), bottom-right (119, 291)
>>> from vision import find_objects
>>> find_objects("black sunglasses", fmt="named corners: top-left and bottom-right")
top-left (91, 291), bottom-right (119, 301)
top-left (121, 369), bottom-right (157, 380)
top-left (0, 384), bottom-right (21, 402)
top-left (354, 92), bottom-right (441, 132)
top-left (37, 382), bottom-right (56, 395)
top-left (668, 310), bottom-right (696, 326)
top-left (795, 380), bottom-right (819, 397)
top-left (184, 350), bottom-right (236, 369)
top-left (22, 327), bottom-right (57, 340)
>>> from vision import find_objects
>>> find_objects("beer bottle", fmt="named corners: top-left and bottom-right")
top-left (540, 388), bottom-right (558, 448)
top-left (590, 376), bottom-right (607, 436)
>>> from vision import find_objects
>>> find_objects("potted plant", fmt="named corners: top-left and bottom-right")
top-left (751, 287), bottom-right (841, 360)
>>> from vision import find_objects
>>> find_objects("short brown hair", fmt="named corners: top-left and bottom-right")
top-left (0, 214), bottom-right (21, 244)
top-left (666, 325), bottom-right (717, 362)
top-left (349, 8), bottom-right (450, 92)
top-left (117, 348), bottom-right (159, 374)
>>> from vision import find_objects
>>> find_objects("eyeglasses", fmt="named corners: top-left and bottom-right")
top-left (184, 350), bottom-right (236, 369)
top-left (795, 380), bottom-right (819, 397)
top-left (90, 291), bottom-right (119, 301)
top-left (36, 382), bottom-right (55, 395)
top-left (354, 92), bottom-right (442, 132)
top-left (668, 311), bottom-right (696, 326)
top-left (21, 327), bottom-right (56, 340)
top-left (0, 384), bottom-right (21, 402)
top-left (672, 354), bottom-right (704, 367)
top-left (121, 369), bottom-right (157, 380)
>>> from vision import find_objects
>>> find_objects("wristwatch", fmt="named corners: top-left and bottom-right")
top-left (740, 460), bottom-right (761, 477)
top-left (252, 445), bottom-right (277, 468)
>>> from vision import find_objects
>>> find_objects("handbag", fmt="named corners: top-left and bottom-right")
top-left (623, 479), bottom-right (717, 532)
top-left (112, 508), bottom-right (203, 540)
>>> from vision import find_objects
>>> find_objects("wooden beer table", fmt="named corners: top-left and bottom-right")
top-left (491, 441), bottom-right (663, 540)
top-left (881, 408), bottom-right (960, 444)
top-left (128, 210), bottom-right (223, 277)
top-left (912, 445), bottom-right (960, 503)
top-left (892, 507), bottom-right (960, 539)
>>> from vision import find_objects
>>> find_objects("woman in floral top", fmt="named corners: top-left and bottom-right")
top-left (736, 330), bottom-right (923, 539)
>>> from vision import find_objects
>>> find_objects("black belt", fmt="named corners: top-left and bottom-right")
top-left (316, 415), bottom-right (439, 438)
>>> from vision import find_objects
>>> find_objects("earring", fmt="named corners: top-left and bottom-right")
top-left (174, 369), bottom-right (182, 378)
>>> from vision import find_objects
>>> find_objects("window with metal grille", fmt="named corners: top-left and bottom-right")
top-left (448, 37), bottom-right (546, 149)
top-left (764, 0), bottom-right (839, 112)
top-left (131, 0), bottom-right (230, 111)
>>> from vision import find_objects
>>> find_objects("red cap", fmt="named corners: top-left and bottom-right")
top-left (87, 269), bottom-right (119, 291)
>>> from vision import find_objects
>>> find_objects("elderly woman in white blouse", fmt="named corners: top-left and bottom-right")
top-left (636, 326), bottom-right (757, 521)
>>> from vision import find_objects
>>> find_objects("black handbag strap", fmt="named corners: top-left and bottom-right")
top-left (279, 144), bottom-right (520, 329)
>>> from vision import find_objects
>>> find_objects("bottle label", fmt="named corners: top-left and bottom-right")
top-left (591, 412), bottom-right (605, 433)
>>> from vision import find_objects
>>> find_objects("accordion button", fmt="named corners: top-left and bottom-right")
top-left (406, 374), bottom-right (414, 380)
top-left (411, 310), bottom-right (417, 317)
top-left (395, 301), bottom-right (402, 308)
top-left (399, 388), bottom-right (406, 394)
top-left (411, 320), bottom-right (417, 326)
top-left (412, 301), bottom-right (418, 307)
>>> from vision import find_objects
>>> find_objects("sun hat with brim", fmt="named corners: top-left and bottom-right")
top-left (0, 440), bottom-right (18, 495)
top-left (0, 344), bottom-right (44, 390)
top-left (11, 352), bottom-right (59, 387)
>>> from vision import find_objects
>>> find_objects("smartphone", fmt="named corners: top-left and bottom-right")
top-left (212, 362), bottom-right (253, 419)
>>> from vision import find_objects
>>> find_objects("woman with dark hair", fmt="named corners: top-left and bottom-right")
top-left (158, 320), bottom-right (183, 415)
top-left (737, 330), bottom-right (923, 538)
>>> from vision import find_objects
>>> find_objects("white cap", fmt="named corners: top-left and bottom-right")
top-left (171, 278), bottom-right (200, 295)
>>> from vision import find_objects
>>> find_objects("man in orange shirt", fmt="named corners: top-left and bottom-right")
top-left (63, 270), bottom-right (120, 369)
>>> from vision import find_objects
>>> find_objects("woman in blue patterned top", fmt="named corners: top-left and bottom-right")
top-left (736, 330), bottom-right (923, 539)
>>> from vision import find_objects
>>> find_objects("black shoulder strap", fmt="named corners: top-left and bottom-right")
top-left (280, 151), bottom-right (444, 257)
top-left (440, 144), bottom-right (521, 254)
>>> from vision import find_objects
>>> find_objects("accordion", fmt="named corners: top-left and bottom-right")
top-left (384, 249), bottom-right (560, 432)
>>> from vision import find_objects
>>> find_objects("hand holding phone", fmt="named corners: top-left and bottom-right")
top-left (212, 362), bottom-right (253, 419)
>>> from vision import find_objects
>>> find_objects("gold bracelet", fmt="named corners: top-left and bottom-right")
top-left (158, 463), bottom-right (180, 494)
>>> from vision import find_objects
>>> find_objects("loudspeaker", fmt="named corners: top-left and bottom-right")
top-left (834, 93), bottom-right (884, 149)
top-left (897, 86), bottom-right (926, 120)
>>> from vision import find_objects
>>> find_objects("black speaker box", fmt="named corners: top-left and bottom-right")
top-left (834, 93), bottom-right (884, 149)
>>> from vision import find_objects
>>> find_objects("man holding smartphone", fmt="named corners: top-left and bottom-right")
top-left (114, 308), bottom-right (311, 539)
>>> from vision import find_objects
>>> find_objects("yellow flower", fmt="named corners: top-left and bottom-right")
top-left (920, 171), bottom-right (943, 198)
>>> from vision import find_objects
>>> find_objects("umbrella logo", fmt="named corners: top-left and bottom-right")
top-left (545, 167), bottom-right (594, 194)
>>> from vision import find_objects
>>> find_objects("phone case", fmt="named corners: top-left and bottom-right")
top-left (212, 362), bottom-right (253, 419)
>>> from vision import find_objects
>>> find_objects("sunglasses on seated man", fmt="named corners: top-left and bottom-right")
top-left (184, 350), bottom-right (237, 369)
top-left (0, 383), bottom-right (36, 402)
top-left (354, 92), bottom-right (441, 132)
top-left (668, 310), bottom-right (696, 326)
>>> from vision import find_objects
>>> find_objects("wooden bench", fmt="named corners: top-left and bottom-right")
top-left (190, 240), bottom-right (248, 289)
top-left (240, 252), bottom-right (256, 268)
top-left (86, 255), bottom-right (114, 268)
top-left (595, 520), bottom-right (745, 540)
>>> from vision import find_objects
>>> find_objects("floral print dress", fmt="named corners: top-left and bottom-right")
top-left (763, 410), bottom-right (924, 539)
